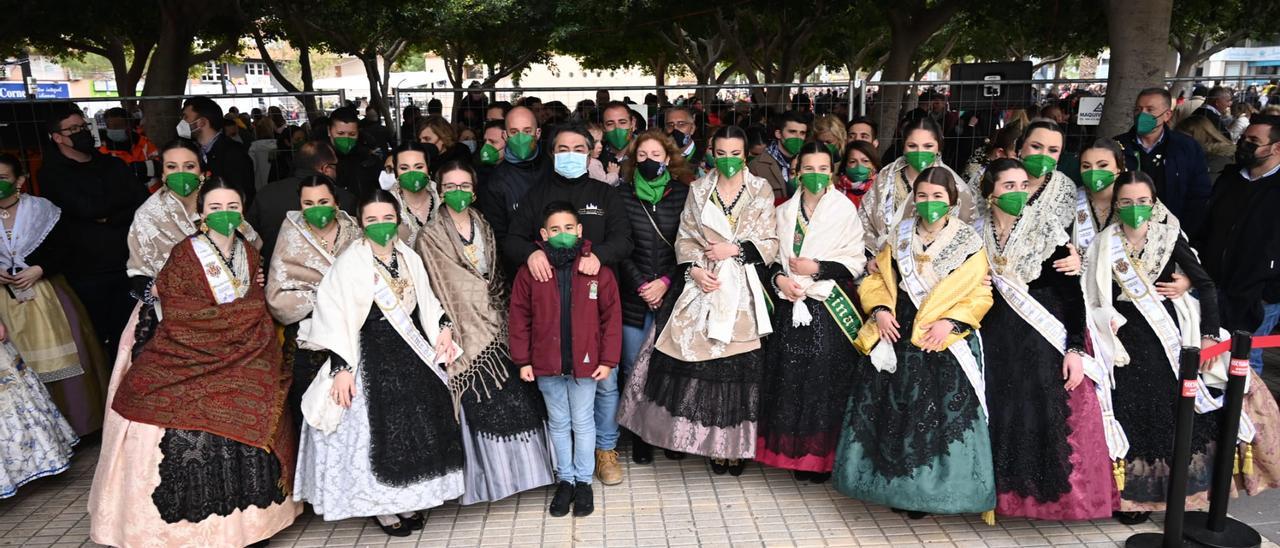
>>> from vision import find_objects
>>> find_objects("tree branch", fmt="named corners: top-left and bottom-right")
top-left (189, 34), bottom-right (242, 66)
top-left (252, 28), bottom-right (301, 93)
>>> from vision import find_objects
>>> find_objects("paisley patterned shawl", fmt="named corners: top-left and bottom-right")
top-left (415, 205), bottom-right (509, 410)
top-left (265, 210), bottom-right (360, 325)
top-left (112, 236), bottom-right (293, 483)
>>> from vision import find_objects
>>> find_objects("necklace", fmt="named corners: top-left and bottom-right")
top-left (306, 221), bottom-right (339, 255)
top-left (374, 250), bottom-right (410, 300)
top-left (456, 215), bottom-right (481, 268)
top-left (713, 182), bottom-right (745, 226)
top-left (203, 233), bottom-right (242, 289)
top-left (0, 195), bottom-right (18, 220)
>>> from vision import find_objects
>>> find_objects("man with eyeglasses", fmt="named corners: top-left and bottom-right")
top-left (661, 106), bottom-right (698, 163)
top-left (245, 140), bottom-right (356, 265)
top-left (1113, 87), bottom-right (1213, 235)
top-left (37, 103), bottom-right (148, 360)
top-left (1195, 115), bottom-right (1280, 373)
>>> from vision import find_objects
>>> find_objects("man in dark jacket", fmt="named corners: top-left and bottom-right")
top-left (328, 106), bottom-right (382, 199)
top-left (1195, 115), bottom-right (1280, 372)
top-left (480, 106), bottom-right (548, 251)
top-left (1191, 86), bottom-right (1233, 138)
top-left (1113, 87), bottom-right (1214, 236)
top-left (245, 140), bottom-right (357, 265)
top-left (181, 96), bottom-right (255, 205)
top-left (748, 110), bottom-right (809, 201)
top-left (38, 104), bottom-right (148, 358)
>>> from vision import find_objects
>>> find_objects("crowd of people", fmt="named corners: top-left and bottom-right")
top-left (1, 80), bottom-right (1280, 547)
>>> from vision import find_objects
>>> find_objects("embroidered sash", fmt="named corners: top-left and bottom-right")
top-left (1073, 188), bottom-right (1099, 252)
top-left (191, 236), bottom-right (244, 304)
top-left (371, 271), bottom-right (447, 384)
top-left (794, 218), bottom-right (862, 347)
top-left (895, 219), bottom-right (988, 420)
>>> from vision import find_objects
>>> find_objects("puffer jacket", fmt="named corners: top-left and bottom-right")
top-left (615, 179), bottom-right (690, 328)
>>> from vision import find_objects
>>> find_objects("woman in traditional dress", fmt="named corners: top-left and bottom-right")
top-left (976, 158), bottom-right (1117, 520)
top-left (294, 189), bottom-right (464, 536)
top-left (758, 142), bottom-right (866, 483)
top-left (860, 117), bottom-right (976, 254)
top-left (88, 177), bottom-right (299, 548)
top-left (0, 317), bottom-right (77, 499)
top-left (0, 153), bottom-right (108, 436)
top-left (414, 161), bottom-right (554, 504)
top-left (265, 175), bottom-right (361, 431)
top-left (607, 130), bottom-right (693, 464)
top-left (1073, 138), bottom-right (1182, 253)
top-left (389, 142), bottom-right (441, 243)
top-left (1082, 171), bottom-right (1222, 524)
top-left (832, 167), bottom-right (994, 519)
top-left (123, 139), bottom-right (260, 366)
top-left (617, 125), bottom-right (778, 477)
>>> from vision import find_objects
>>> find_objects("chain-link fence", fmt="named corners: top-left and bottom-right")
top-left (0, 90), bottom-right (344, 195)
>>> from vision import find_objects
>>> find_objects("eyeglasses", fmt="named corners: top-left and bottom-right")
top-left (58, 124), bottom-right (90, 135)
top-left (665, 121), bottom-right (693, 131)
top-left (441, 183), bottom-right (474, 192)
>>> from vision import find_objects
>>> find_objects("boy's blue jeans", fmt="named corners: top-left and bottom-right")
top-left (595, 312), bottom-right (653, 450)
top-left (537, 375), bottom-right (598, 484)
top-left (1250, 302), bottom-right (1280, 373)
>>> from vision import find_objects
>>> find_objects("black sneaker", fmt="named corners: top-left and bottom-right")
top-left (809, 472), bottom-right (831, 484)
top-left (572, 482), bottom-right (594, 517)
top-left (632, 437), bottom-right (653, 464)
top-left (1114, 511), bottom-right (1151, 525)
top-left (793, 470), bottom-right (814, 482)
top-left (549, 481), bottom-right (574, 517)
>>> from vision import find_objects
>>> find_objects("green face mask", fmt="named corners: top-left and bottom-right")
top-left (547, 231), bottom-right (578, 250)
top-left (715, 156), bottom-right (745, 179)
top-left (364, 221), bottom-right (398, 246)
top-left (398, 170), bottom-right (429, 193)
top-left (825, 143), bottom-right (840, 159)
top-left (634, 171), bottom-right (671, 205)
top-left (302, 205), bottom-right (336, 229)
top-left (478, 143), bottom-right (501, 165)
top-left (166, 172), bottom-right (200, 197)
top-left (993, 191), bottom-right (1029, 217)
top-left (904, 150), bottom-right (936, 172)
top-left (915, 200), bottom-right (949, 224)
top-left (443, 189), bottom-right (473, 212)
top-left (845, 165), bottom-right (871, 182)
top-left (1135, 112), bottom-right (1159, 136)
top-left (781, 137), bottom-right (804, 157)
top-left (333, 136), bottom-right (357, 155)
top-left (799, 172), bottom-right (831, 194)
top-left (1021, 154), bottom-right (1057, 178)
top-left (1081, 169), bottom-right (1116, 193)
top-left (0, 179), bottom-right (15, 200)
top-left (204, 210), bottom-right (242, 236)
top-left (1117, 204), bottom-right (1153, 229)
top-left (507, 132), bottom-right (535, 160)
top-left (604, 128), bottom-right (630, 150)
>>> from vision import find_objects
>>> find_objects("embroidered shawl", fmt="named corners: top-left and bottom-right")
top-left (392, 184), bottom-right (441, 243)
top-left (265, 210), bottom-right (360, 325)
top-left (127, 188), bottom-right (261, 279)
top-left (978, 193), bottom-right (1071, 286)
top-left (0, 195), bottom-right (59, 271)
top-left (859, 156), bottom-right (976, 252)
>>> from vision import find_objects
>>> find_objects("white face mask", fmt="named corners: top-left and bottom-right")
top-left (175, 119), bottom-right (194, 140)
top-left (461, 139), bottom-right (477, 153)
top-left (378, 169), bottom-right (397, 191)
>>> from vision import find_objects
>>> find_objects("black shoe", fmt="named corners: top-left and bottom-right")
top-left (248, 541), bottom-right (270, 548)
top-left (890, 507), bottom-right (906, 514)
top-left (632, 437), bottom-right (653, 464)
top-left (809, 472), bottom-right (831, 484)
top-left (549, 481), bottom-right (574, 517)
top-left (572, 482), bottom-right (595, 517)
top-left (1114, 511), bottom-right (1151, 525)
top-left (401, 511), bottom-right (425, 530)
top-left (727, 459), bottom-right (747, 476)
top-left (664, 449), bottom-right (686, 460)
top-left (793, 470), bottom-right (814, 482)
top-left (371, 516), bottom-right (413, 537)
top-left (710, 458), bottom-right (728, 475)
top-left (906, 511), bottom-right (929, 520)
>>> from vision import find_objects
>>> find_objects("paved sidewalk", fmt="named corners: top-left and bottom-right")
top-left (4, 441), bottom-right (1280, 547)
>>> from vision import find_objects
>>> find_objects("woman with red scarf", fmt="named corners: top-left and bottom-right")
top-left (834, 140), bottom-right (881, 207)
top-left (89, 178), bottom-right (299, 548)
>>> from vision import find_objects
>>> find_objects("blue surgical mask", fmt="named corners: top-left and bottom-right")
top-left (554, 152), bottom-right (589, 179)
top-left (106, 128), bottom-right (129, 143)
top-left (461, 139), bottom-right (477, 153)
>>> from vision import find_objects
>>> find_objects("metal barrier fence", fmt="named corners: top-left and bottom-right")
top-left (0, 90), bottom-right (345, 195)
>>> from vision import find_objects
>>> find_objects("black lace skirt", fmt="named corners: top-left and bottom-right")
top-left (459, 340), bottom-right (547, 441)
top-left (644, 347), bottom-right (763, 429)
top-left (759, 298), bottom-right (860, 459)
top-left (152, 429), bottom-right (287, 524)
top-left (284, 321), bottom-right (327, 433)
top-left (844, 292), bottom-right (984, 480)
top-left (983, 287), bottom-right (1074, 503)
top-left (360, 304), bottom-right (465, 487)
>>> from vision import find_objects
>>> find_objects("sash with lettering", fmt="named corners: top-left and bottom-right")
top-left (894, 219), bottom-right (990, 420)
top-left (299, 239), bottom-right (461, 433)
top-left (113, 235), bottom-right (294, 481)
top-left (776, 187), bottom-right (866, 346)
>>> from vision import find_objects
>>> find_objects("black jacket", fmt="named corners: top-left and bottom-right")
top-left (245, 169), bottom-right (359, 266)
top-left (502, 172), bottom-right (633, 276)
top-left (615, 180), bottom-right (689, 327)
top-left (1194, 164), bottom-right (1280, 332)
top-left (1113, 126), bottom-right (1213, 236)
top-left (205, 134), bottom-right (256, 205)
top-left (479, 152), bottom-right (549, 248)
top-left (429, 142), bottom-right (473, 178)
top-left (334, 143), bottom-right (382, 200)
top-left (37, 147), bottom-right (147, 277)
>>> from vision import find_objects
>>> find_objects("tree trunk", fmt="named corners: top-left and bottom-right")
top-left (652, 57), bottom-right (668, 101)
top-left (872, 33), bottom-right (919, 156)
top-left (1099, 0), bottom-right (1173, 138)
top-left (140, 14), bottom-right (196, 146)
top-left (1170, 47), bottom-right (1199, 100)
top-left (360, 54), bottom-right (391, 124)
top-left (297, 40), bottom-right (318, 117)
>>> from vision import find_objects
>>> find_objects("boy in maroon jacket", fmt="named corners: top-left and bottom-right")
top-left (510, 201), bottom-right (622, 518)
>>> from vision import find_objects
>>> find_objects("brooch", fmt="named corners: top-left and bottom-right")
top-left (1114, 259), bottom-right (1129, 274)
top-left (205, 262), bottom-right (220, 277)
top-left (1077, 210), bottom-right (1088, 223)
